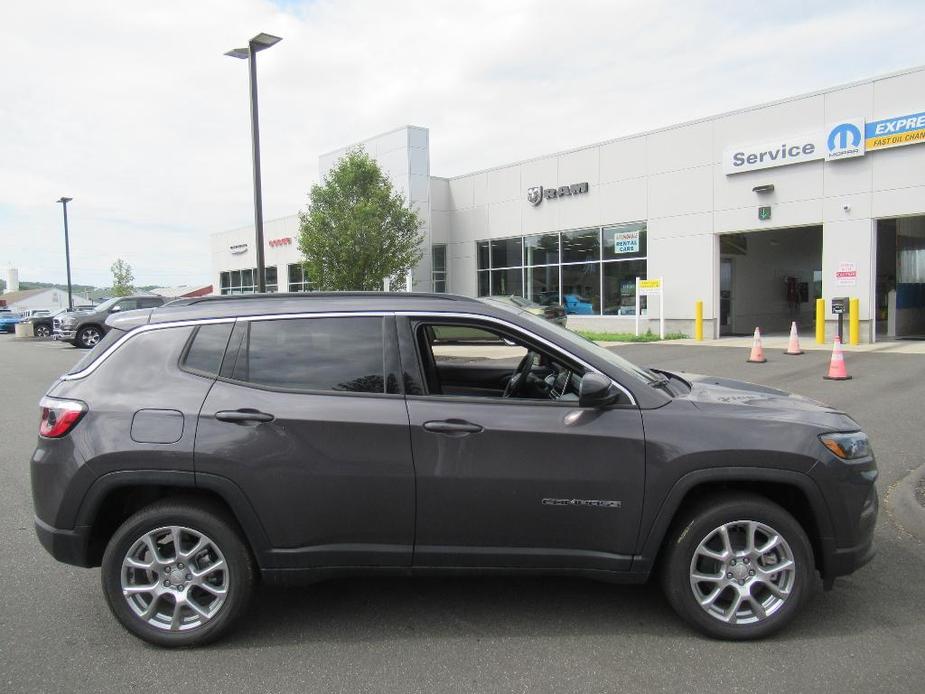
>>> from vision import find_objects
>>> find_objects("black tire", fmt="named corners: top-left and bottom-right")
top-left (101, 498), bottom-right (256, 647)
top-left (76, 325), bottom-right (103, 349)
top-left (660, 493), bottom-right (813, 640)
top-left (35, 325), bottom-right (51, 337)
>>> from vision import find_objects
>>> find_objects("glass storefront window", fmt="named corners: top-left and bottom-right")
top-left (602, 259), bottom-right (646, 315)
top-left (474, 223), bottom-right (646, 313)
top-left (288, 263), bottom-right (314, 292)
top-left (561, 262), bottom-right (600, 314)
top-left (490, 268), bottom-right (523, 297)
top-left (561, 228), bottom-right (600, 264)
top-left (524, 233), bottom-right (559, 266)
top-left (525, 265), bottom-right (559, 306)
top-left (490, 238), bottom-right (523, 268)
top-left (477, 270), bottom-right (490, 297)
top-left (220, 267), bottom-right (277, 295)
top-left (477, 241), bottom-right (490, 270)
top-left (432, 245), bottom-right (447, 293)
top-left (602, 223), bottom-right (646, 261)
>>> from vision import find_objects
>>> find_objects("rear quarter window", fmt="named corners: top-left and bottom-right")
top-left (180, 323), bottom-right (234, 377)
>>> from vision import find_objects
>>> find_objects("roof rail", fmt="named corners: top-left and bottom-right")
top-left (178, 292), bottom-right (480, 306)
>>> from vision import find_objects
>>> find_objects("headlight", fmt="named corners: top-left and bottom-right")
top-left (820, 432), bottom-right (871, 460)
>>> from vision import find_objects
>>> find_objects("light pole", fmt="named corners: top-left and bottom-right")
top-left (56, 197), bottom-right (74, 310)
top-left (225, 32), bottom-right (282, 293)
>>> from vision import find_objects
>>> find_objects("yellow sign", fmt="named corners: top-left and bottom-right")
top-left (639, 279), bottom-right (662, 290)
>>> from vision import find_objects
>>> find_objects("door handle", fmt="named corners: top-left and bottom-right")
top-left (422, 420), bottom-right (484, 435)
top-left (214, 409), bottom-right (275, 424)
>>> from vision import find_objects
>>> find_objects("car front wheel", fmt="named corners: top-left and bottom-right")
top-left (101, 499), bottom-right (255, 647)
top-left (76, 325), bottom-right (103, 349)
top-left (661, 494), bottom-right (813, 640)
top-left (35, 325), bottom-right (52, 337)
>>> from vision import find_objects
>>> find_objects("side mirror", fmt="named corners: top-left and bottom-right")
top-left (579, 372), bottom-right (619, 408)
top-left (109, 304), bottom-right (122, 313)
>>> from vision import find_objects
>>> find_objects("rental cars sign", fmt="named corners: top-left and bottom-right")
top-left (724, 111), bottom-right (923, 175)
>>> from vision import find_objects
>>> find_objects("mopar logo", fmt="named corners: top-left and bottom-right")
top-left (526, 182), bottom-right (589, 206)
top-left (828, 122), bottom-right (862, 151)
top-left (825, 118), bottom-right (865, 161)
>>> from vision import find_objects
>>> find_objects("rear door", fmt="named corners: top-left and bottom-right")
top-left (194, 314), bottom-right (415, 569)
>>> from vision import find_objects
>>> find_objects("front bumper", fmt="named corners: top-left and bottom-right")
top-left (34, 516), bottom-right (93, 568)
top-left (53, 329), bottom-right (77, 341)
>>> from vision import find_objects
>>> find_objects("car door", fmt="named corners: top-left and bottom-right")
top-left (194, 313), bottom-right (416, 569)
top-left (398, 315), bottom-right (646, 572)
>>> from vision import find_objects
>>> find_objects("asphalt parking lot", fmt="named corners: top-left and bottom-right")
top-left (1, 335), bottom-right (924, 693)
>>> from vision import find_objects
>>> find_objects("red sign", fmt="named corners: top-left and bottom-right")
top-left (268, 237), bottom-right (293, 248)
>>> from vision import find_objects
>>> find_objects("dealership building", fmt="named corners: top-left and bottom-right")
top-left (210, 65), bottom-right (925, 341)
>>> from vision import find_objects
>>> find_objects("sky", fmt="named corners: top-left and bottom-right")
top-left (1, 0), bottom-right (924, 288)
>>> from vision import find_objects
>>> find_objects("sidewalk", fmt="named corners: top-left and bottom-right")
top-left (613, 335), bottom-right (925, 354)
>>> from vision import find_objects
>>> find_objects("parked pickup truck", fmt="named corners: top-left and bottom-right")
top-left (53, 295), bottom-right (165, 348)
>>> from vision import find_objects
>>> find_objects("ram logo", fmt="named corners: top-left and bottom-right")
top-left (526, 182), bottom-right (589, 206)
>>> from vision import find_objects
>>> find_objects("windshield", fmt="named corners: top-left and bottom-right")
top-left (478, 298), bottom-right (659, 385)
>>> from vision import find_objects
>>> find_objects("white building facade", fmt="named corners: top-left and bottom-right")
top-left (210, 66), bottom-right (925, 341)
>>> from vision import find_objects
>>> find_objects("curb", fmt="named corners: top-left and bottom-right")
top-left (885, 463), bottom-right (925, 542)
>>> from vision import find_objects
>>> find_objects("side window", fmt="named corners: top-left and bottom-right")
top-left (140, 298), bottom-right (163, 309)
top-left (230, 317), bottom-right (386, 393)
top-left (181, 323), bottom-right (234, 377)
top-left (414, 320), bottom-right (585, 402)
top-left (116, 299), bottom-right (139, 311)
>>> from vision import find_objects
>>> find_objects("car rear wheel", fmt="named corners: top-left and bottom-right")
top-left (101, 499), bottom-right (255, 647)
top-left (35, 325), bottom-right (51, 337)
top-left (76, 325), bottom-right (102, 349)
top-left (661, 494), bottom-right (813, 640)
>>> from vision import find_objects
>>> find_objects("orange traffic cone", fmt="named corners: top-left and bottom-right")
top-left (784, 321), bottom-right (804, 355)
top-left (823, 337), bottom-right (852, 380)
top-left (747, 327), bottom-right (767, 363)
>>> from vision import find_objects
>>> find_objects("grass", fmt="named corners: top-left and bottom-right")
top-left (574, 329), bottom-right (688, 343)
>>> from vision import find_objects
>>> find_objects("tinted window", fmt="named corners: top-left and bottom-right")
top-left (116, 299), bottom-right (139, 311)
top-left (232, 317), bottom-right (385, 393)
top-left (182, 323), bottom-right (233, 376)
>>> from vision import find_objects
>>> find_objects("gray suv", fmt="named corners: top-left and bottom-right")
top-left (31, 293), bottom-right (877, 647)
top-left (53, 295), bottom-right (165, 348)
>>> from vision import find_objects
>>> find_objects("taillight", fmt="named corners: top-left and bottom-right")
top-left (39, 396), bottom-right (87, 438)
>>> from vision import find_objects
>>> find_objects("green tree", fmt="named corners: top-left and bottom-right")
top-left (298, 149), bottom-right (423, 291)
top-left (110, 258), bottom-right (135, 297)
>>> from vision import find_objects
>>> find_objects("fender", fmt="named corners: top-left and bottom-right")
top-left (73, 469), bottom-right (272, 563)
top-left (631, 466), bottom-right (835, 575)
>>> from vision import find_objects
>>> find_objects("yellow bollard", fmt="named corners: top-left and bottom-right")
top-left (815, 298), bottom-right (825, 344)
top-left (695, 300), bottom-right (703, 341)
top-left (849, 297), bottom-right (859, 346)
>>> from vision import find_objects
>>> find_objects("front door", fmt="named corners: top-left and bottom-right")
top-left (399, 316), bottom-right (646, 572)
top-left (195, 315), bottom-right (415, 568)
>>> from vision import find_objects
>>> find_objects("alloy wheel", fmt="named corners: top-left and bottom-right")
top-left (80, 327), bottom-right (101, 347)
top-left (120, 526), bottom-right (229, 632)
top-left (36, 326), bottom-right (51, 337)
top-left (688, 519), bottom-right (796, 625)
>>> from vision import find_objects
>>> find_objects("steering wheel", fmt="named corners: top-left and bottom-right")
top-left (503, 351), bottom-right (536, 399)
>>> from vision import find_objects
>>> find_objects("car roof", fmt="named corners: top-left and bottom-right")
top-left (129, 292), bottom-right (497, 325)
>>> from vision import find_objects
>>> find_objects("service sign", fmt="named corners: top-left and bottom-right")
top-left (723, 133), bottom-right (822, 174)
top-left (638, 278), bottom-right (662, 294)
top-left (613, 231), bottom-right (640, 254)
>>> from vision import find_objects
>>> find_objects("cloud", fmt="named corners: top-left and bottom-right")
top-left (1, 0), bottom-right (923, 286)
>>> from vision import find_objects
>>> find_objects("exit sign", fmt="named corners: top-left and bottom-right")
top-left (758, 206), bottom-right (772, 220)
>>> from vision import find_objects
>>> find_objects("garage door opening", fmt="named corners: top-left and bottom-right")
top-left (876, 217), bottom-right (925, 340)
top-left (719, 226), bottom-right (822, 337)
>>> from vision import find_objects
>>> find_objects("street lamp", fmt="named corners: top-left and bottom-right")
top-left (225, 32), bottom-right (282, 293)
top-left (56, 197), bottom-right (74, 310)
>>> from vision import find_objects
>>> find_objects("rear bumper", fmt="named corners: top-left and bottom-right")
top-left (34, 516), bottom-right (93, 568)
